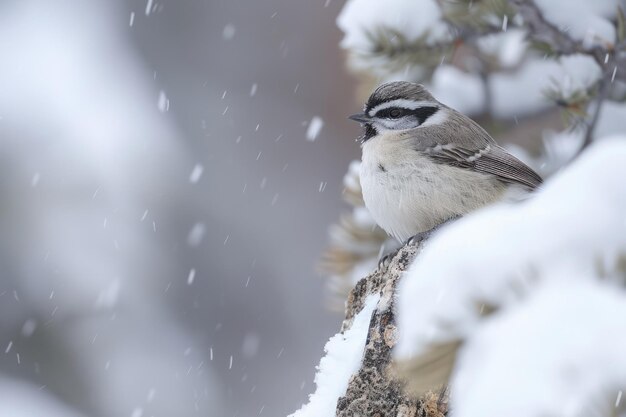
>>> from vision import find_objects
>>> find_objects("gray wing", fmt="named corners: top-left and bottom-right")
top-left (423, 143), bottom-right (543, 189)
top-left (414, 110), bottom-right (543, 189)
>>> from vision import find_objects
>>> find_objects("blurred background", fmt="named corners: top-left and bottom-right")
top-left (0, 0), bottom-right (361, 416)
top-left (4, 0), bottom-right (625, 416)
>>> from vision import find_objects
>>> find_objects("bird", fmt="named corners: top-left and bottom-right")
top-left (349, 81), bottom-right (542, 247)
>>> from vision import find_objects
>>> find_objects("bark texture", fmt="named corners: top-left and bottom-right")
top-left (335, 243), bottom-right (448, 417)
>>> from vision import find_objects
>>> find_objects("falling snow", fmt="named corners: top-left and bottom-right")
top-left (21, 319), bottom-right (37, 337)
top-left (157, 90), bottom-right (169, 112)
top-left (242, 333), bottom-right (260, 358)
top-left (4, 2), bottom-right (624, 417)
top-left (31, 172), bottom-right (40, 187)
top-left (187, 222), bottom-right (206, 247)
top-left (147, 389), bottom-right (156, 403)
top-left (144, 0), bottom-right (153, 16)
top-left (306, 116), bottom-right (324, 141)
top-left (612, 66), bottom-right (618, 82)
top-left (222, 24), bottom-right (236, 40)
top-left (187, 268), bottom-right (196, 285)
top-left (189, 163), bottom-right (204, 183)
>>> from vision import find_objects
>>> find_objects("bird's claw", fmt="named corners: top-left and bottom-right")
top-left (407, 231), bottom-right (430, 246)
top-left (407, 216), bottom-right (462, 246)
top-left (377, 253), bottom-right (394, 270)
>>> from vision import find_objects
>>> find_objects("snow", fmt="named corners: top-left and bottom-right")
top-left (187, 222), bottom-right (206, 247)
top-left (596, 101), bottom-right (626, 138)
top-left (509, 100), bottom-right (626, 179)
top-left (327, 208), bottom-right (379, 256)
top-left (489, 54), bottom-right (601, 118)
top-left (30, 172), bottom-right (40, 187)
top-left (157, 90), bottom-right (169, 112)
top-left (508, 128), bottom-right (584, 178)
top-left (289, 294), bottom-right (380, 417)
top-left (534, 0), bottom-right (619, 45)
top-left (187, 268), bottom-right (196, 285)
top-left (343, 160), bottom-right (362, 194)
top-left (351, 206), bottom-right (377, 230)
top-left (189, 163), bottom-right (204, 183)
top-left (21, 319), bottom-right (37, 337)
top-left (476, 29), bottom-right (527, 68)
top-left (395, 138), bottom-right (626, 361)
top-left (550, 54), bottom-right (602, 99)
top-left (306, 116), bottom-right (324, 141)
top-left (241, 333), bottom-right (260, 359)
top-left (428, 66), bottom-right (485, 116)
top-left (452, 279), bottom-right (626, 417)
top-left (94, 278), bottom-right (121, 309)
top-left (222, 23), bottom-right (236, 40)
top-left (336, 0), bottom-right (449, 55)
top-left (0, 377), bottom-right (86, 417)
top-left (144, 0), bottom-right (153, 16)
top-left (427, 53), bottom-right (600, 119)
top-left (336, 0), bottom-right (608, 120)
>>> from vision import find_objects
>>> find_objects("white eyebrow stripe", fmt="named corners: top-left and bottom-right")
top-left (368, 99), bottom-right (439, 116)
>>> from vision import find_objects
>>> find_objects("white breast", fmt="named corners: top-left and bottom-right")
top-left (359, 133), bottom-right (505, 242)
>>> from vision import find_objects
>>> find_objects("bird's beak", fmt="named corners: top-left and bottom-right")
top-left (348, 113), bottom-right (372, 124)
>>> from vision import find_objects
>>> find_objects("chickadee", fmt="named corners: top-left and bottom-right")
top-left (349, 81), bottom-right (542, 244)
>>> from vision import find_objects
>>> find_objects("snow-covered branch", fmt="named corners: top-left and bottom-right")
top-left (511, 0), bottom-right (626, 83)
top-left (294, 242), bottom-right (449, 416)
top-left (395, 138), bottom-right (626, 416)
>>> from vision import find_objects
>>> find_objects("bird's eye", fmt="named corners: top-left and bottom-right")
top-left (374, 107), bottom-right (406, 119)
top-left (389, 108), bottom-right (403, 118)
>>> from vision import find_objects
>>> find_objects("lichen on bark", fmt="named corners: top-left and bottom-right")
top-left (336, 243), bottom-right (448, 417)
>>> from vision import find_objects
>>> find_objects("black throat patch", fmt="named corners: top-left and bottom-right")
top-left (360, 124), bottom-right (377, 143)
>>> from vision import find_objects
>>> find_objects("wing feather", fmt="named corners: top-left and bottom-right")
top-left (414, 109), bottom-right (543, 189)
top-left (423, 144), bottom-right (542, 189)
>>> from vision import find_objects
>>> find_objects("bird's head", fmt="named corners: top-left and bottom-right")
top-left (349, 81), bottom-right (442, 143)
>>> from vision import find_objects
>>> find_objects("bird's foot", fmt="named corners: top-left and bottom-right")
top-left (379, 216), bottom-right (462, 269)
top-left (407, 231), bottom-right (430, 246)
top-left (377, 248), bottom-right (399, 271)
top-left (407, 216), bottom-right (462, 246)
